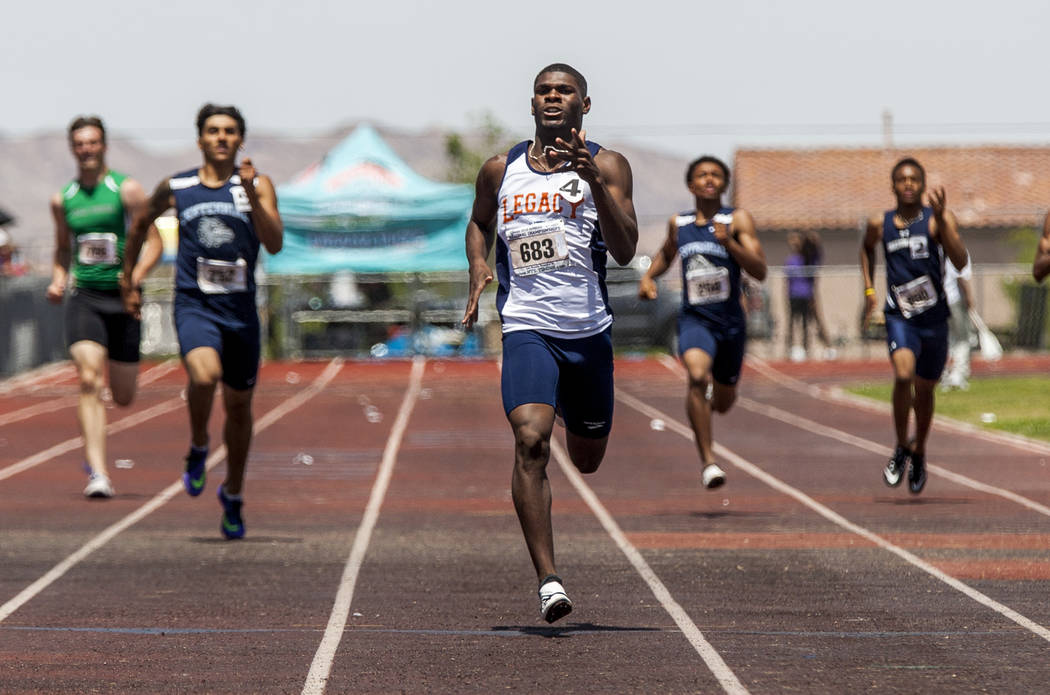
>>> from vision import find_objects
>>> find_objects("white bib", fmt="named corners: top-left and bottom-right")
top-left (507, 220), bottom-right (571, 277)
top-left (77, 233), bottom-right (118, 265)
top-left (197, 257), bottom-right (248, 294)
top-left (686, 265), bottom-right (730, 306)
top-left (892, 274), bottom-right (937, 318)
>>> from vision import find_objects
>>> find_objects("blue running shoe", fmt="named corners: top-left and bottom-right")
top-left (908, 452), bottom-right (927, 494)
top-left (217, 484), bottom-right (245, 540)
top-left (183, 446), bottom-right (207, 497)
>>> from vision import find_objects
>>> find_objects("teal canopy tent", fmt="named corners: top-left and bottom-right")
top-left (265, 124), bottom-right (472, 274)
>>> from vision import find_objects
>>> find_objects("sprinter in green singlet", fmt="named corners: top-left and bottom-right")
top-left (46, 115), bottom-right (162, 498)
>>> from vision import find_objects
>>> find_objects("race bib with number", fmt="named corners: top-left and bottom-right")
top-left (685, 265), bottom-right (730, 306)
top-left (892, 274), bottom-right (937, 318)
top-left (77, 233), bottom-right (118, 265)
top-left (197, 257), bottom-right (248, 294)
top-left (507, 220), bottom-right (571, 277)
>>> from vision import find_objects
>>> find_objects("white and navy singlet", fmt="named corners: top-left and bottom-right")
top-left (676, 207), bottom-right (744, 330)
top-left (494, 140), bottom-right (611, 337)
top-left (171, 168), bottom-right (260, 316)
top-left (881, 207), bottom-right (949, 326)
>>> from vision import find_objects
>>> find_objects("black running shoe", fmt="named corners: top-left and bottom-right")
top-left (883, 445), bottom-right (909, 487)
top-left (908, 452), bottom-right (927, 494)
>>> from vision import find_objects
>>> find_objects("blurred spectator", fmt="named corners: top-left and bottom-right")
top-left (784, 231), bottom-right (834, 360)
top-left (0, 210), bottom-right (29, 277)
top-left (942, 253), bottom-right (973, 390)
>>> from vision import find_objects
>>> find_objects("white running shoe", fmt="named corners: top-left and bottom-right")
top-left (84, 473), bottom-right (114, 498)
top-left (538, 575), bottom-right (573, 624)
top-left (701, 463), bottom-right (726, 489)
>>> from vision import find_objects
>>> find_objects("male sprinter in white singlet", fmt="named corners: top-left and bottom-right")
top-left (462, 63), bottom-right (637, 623)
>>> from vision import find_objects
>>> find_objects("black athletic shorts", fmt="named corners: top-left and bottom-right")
top-left (65, 287), bottom-right (141, 363)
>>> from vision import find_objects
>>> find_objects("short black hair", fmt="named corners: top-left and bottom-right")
top-left (686, 156), bottom-right (731, 185)
top-left (535, 63), bottom-right (587, 97)
top-left (196, 104), bottom-right (246, 137)
top-left (891, 157), bottom-right (925, 183)
top-left (68, 115), bottom-right (106, 143)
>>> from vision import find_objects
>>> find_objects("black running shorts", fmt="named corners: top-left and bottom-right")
top-left (65, 287), bottom-right (141, 363)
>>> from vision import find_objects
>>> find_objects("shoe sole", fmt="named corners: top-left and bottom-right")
top-left (883, 468), bottom-right (904, 487)
top-left (543, 597), bottom-right (573, 624)
top-left (704, 476), bottom-right (726, 490)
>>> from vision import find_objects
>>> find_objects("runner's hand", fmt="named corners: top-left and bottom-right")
top-left (712, 222), bottom-right (730, 246)
top-left (928, 186), bottom-right (947, 219)
top-left (862, 292), bottom-right (877, 331)
top-left (239, 158), bottom-right (257, 192)
top-left (119, 275), bottom-right (142, 320)
top-left (45, 281), bottom-right (65, 304)
top-left (638, 276), bottom-right (658, 300)
top-left (552, 129), bottom-right (600, 184)
top-left (462, 262), bottom-right (493, 329)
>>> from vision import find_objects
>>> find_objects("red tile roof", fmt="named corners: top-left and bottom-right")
top-left (732, 145), bottom-right (1050, 231)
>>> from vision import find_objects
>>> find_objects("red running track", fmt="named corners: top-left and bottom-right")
top-left (1, 355), bottom-right (1049, 693)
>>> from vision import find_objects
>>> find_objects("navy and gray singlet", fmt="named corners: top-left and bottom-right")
top-left (881, 207), bottom-right (948, 327)
top-left (172, 168), bottom-right (260, 320)
top-left (676, 207), bottom-right (744, 330)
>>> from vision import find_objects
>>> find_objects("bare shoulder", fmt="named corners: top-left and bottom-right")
top-left (49, 191), bottom-right (64, 210)
top-left (475, 153), bottom-right (508, 194)
top-left (594, 147), bottom-right (631, 172)
top-left (731, 208), bottom-right (756, 229)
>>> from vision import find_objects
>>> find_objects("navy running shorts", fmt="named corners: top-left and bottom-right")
top-left (678, 313), bottom-right (746, 386)
top-left (65, 287), bottom-right (141, 363)
top-left (885, 314), bottom-right (948, 381)
top-left (501, 328), bottom-right (614, 439)
top-left (174, 292), bottom-right (260, 390)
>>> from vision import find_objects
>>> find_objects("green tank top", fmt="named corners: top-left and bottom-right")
top-left (61, 170), bottom-right (128, 289)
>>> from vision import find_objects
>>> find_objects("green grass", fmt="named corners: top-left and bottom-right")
top-left (847, 376), bottom-right (1050, 441)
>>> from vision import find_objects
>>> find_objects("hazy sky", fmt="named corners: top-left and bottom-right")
top-left (5, 0), bottom-right (1050, 160)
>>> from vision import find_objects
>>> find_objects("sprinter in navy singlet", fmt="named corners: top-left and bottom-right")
top-left (639, 156), bottom-right (766, 491)
top-left (122, 104), bottom-right (283, 539)
top-left (462, 64), bottom-right (637, 623)
top-left (861, 157), bottom-right (967, 495)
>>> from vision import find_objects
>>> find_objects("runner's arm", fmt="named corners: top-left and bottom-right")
top-left (638, 217), bottom-right (679, 299)
top-left (1034, 213), bottom-right (1050, 283)
top-left (591, 148), bottom-right (638, 266)
top-left (860, 214), bottom-right (882, 329)
top-left (46, 193), bottom-right (71, 303)
top-left (120, 178), bottom-right (160, 286)
top-left (461, 155), bottom-right (504, 329)
top-left (239, 159), bottom-right (283, 254)
top-left (724, 209), bottom-right (766, 281)
top-left (929, 187), bottom-right (967, 271)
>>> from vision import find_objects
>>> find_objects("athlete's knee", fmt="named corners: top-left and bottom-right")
top-left (110, 388), bottom-right (135, 407)
top-left (571, 449), bottom-right (603, 474)
top-left (567, 433), bottom-right (607, 474)
top-left (711, 389), bottom-right (736, 414)
top-left (77, 367), bottom-right (104, 396)
top-left (687, 372), bottom-right (710, 394)
top-left (514, 425), bottom-right (550, 466)
top-left (188, 367), bottom-right (222, 389)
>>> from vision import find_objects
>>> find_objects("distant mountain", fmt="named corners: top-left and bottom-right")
top-left (0, 123), bottom-right (691, 270)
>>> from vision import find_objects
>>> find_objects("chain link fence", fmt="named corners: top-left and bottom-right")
top-left (1, 264), bottom-right (1045, 377)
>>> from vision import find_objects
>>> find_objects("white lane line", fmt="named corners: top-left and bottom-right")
top-left (615, 388), bottom-right (1050, 644)
top-left (746, 354), bottom-right (1050, 457)
top-left (0, 358), bottom-right (344, 624)
top-left (0, 360), bottom-right (179, 429)
top-left (662, 354), bottom-right (1050, 518)
top-left (0, 398), bottom-right (185, 482)
top-left (739, 359), bottom-right (1050, 516)
top-left (0, 363), bottom-right (74, 394)
top-left (491, 357), bottom-right (746, 694)
top-left (302, 356), bottom-right (425, 695)
top-left (549, 437), bottom-right (750, 695)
